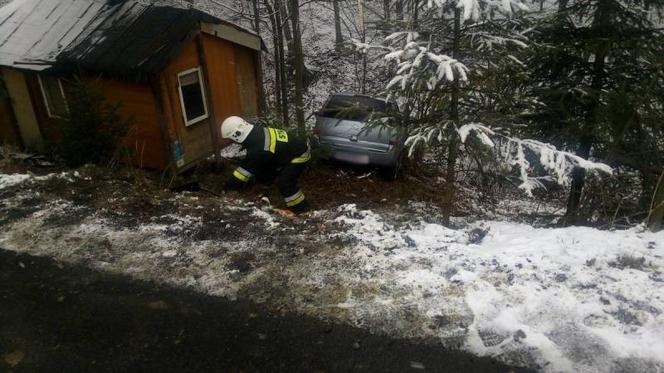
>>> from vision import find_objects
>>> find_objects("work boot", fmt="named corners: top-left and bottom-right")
top-left (288, 199), bottom-right (311, 215)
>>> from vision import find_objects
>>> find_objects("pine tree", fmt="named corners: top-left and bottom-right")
top-left (359, 0), bottom-right (614, 224)
top-left (381, 0), bottom-right (532, 224)
top-left (526, 0), bottom-right (664, 225)
top-left (52, 79), bottom-right (131, 167)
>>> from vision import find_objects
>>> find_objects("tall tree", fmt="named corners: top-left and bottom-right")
top-left (359, 0), bottom-right (612, 223)
top-left (647, 171), bottom-right (664, 231)
top-left (384, 0), bottom-right (532, 224)
top-left (395, 0), bottom-right (403, 21)
top-left (384, 0), bottom-right (391, 22)
top-left (527, 0), bottom-right (664, 225)
top-left (289, 0), bottom-right (306, 136)
top-left (263, 0), bottom-right (290, 126)
top-left (441, 8), bottom-right (462, 224)
top-left (252, 0), bottom-right (261, 34)
top-left (333, 0), bottom-right (344, 51)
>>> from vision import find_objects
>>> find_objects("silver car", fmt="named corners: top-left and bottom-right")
top-left (313, 93), bottom-right (406, 180)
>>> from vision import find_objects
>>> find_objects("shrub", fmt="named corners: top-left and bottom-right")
top-left (52, 79), bottom-right (131, 167)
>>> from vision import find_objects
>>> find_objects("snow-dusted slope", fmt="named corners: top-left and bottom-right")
top-left (1, 171), bottom-right (663, 372)
top-left (329, 205), bottom-right (664, 372)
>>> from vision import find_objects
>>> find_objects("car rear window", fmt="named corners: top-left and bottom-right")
top-left (319, 96), bottom-right (395, 121)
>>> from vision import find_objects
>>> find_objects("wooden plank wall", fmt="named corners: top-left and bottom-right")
top-left (0, 70), bottom-right (23, 147)
top-left (2, 69), bottom-right (43, 151)
top-left (23, 73), bottom-right (57, 142)
top-left (83, 76), bottom-right (166, 169)
top-left (234, 45), bottom-right (260, 118)
top-left (3, 69), bottom-right (166, 169)
top-left (201, 33), bottom-right (243, 147)
top-left (159, 38), bottom-right (215, 168)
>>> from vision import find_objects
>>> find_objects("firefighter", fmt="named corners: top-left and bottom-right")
top-left (221, 116), bottom-right (311, 214)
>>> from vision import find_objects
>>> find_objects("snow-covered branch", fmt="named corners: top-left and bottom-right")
top-left (406, 123), bottom-right (613, 196)
top-left (426, 0), bottom-right (529, 22)
top-left (383, 40), bottom-right (469, 91)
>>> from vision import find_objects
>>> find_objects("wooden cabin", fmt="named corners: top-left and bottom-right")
top-left (0, 0), bottom-right (263, 171)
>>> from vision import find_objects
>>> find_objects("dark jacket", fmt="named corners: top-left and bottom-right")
top-left (226, 126), bottom-right (310, 188)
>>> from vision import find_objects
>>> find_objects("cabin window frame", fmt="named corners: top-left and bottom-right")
top-left (38, 75), bottom-right (68, 118)
top-left (176, 67), bottom-right (209, 127)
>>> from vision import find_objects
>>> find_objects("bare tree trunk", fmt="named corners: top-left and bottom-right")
top-left (280, 0), bottom-right (293, 43)
top-left (442, 8), bottom-right (461, 225)
top-left (412, 0), bottom-right (419, 29)
top-left (289, 0), bottom-right (306, 136)
top-left (383, 0), bottom-right (390, 22)
top-left (333, 0), bottom-right (343, 51)
top-left (395, 0), bottom-right (403, 21)
top-left (647, 170), bottom-right (664, 232)
top-left (252, 0), bottom-right (261, 33)
top-left (264, 0), bottom-right (282, 117)
top-left (274, 0), bottom-right (290, 126)
top-left (252, 0), bottom-right (267, 112)
top-left (358, 0), bottom-right (367, 93)
top-left (558, 0), bottom-right (568, 13)
top-left (565, 136), bottom-right (592, 224)
top-left (564, 0), bottom-right (610, 225)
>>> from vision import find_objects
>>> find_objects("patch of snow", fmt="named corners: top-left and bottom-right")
top-left (320, 206), bottom-right (664, 372)
top-left (0, 174), bottom-right (32, 189)
top-left (1, 186), bottom-right (663, 372)
top-left (251, 207), bottom-right (280, 229)
top-left (0, 171), bottom-right (79, 190)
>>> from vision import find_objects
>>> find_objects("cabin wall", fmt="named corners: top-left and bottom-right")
top-left (82, 76), bottom-right (166, 170)
top-left (159, 38), bottom-right (216, 169)
top-left (0, 70), bottom-right (23, 147)
top-left (0, 67), bottom-right (165, 169)
top-left (233, 45), bottom-right (260, 118)
top-left (1, 68), bottom-right (42, 151)
top-left (200, 33), bottom-right (263, 149)
top-left (201, 33), bottom-right (242, 142)
top-left (23, 73), bottom-right (59, 143)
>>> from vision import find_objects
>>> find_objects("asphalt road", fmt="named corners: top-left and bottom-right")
top-left (0, 248), bottom-right (532, 373)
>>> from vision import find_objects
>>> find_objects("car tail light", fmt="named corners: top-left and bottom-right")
top-left (312, 128), bottom-right (321, 135)
top-left (389, 138), bottom-right (397, 145)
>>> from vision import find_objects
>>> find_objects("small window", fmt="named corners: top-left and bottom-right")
top-left (177, 67), bottom-right (208, 126)
top-left (38, 75), bottom-right (68, 118)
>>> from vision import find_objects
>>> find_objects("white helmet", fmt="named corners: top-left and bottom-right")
top-left (221, 116), bottom-right (254, 143)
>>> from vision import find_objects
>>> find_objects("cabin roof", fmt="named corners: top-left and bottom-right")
top-left (0, 0), bottom-right (261, 77)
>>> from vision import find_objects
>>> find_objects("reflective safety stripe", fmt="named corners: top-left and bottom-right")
top-left (263, 128), bottom-right (271, 152)
top-left (268, 128), bottom-right (277, 153)
top-left (291, 143), bottom-right (311, 164)
top-left (233, 167), bottom-right (252, 182)
top-left (233, 170), bottom-right (248, 181)
top-left (284, 190), bottom-right (305, 207)
top-left (291, 152), bottom-right (310, 164)
top-left (264, 127), bottom-right (288, 154)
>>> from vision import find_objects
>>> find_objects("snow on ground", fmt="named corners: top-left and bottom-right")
top-left (0, 171), bottom-right (76, 189)
top-left (1, 172), bottom-right (663, 372)
top-left (0, 173), bottom-right (32, 189)
top-left (326, 206), bottom-right (664, 372)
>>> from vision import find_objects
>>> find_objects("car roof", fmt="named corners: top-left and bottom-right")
top-left (329, 92), bottom-right (392, 103)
